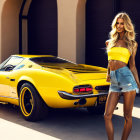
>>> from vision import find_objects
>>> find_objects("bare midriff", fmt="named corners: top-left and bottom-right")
top-left (109, 60), bottom-right (127, 71)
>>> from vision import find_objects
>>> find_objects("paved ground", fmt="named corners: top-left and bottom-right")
top-left (0, 95), bottom-right (140, 140)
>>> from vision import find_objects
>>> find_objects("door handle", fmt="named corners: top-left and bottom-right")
top-left (6, 77), bottom-right (15, 81)
top-left (10, 79), bottom-right (15, 81)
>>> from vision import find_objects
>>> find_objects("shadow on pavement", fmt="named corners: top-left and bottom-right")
top-left (0, 96), bottom-right (140, 140)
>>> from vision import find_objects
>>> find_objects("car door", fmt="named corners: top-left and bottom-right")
top-left (0, 71), bottom-right (11, 97)
top-left (0, 56), bottom-right (24, 98)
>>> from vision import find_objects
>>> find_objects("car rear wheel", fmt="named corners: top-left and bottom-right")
top-left (19, 83), bottom-right (48, 121)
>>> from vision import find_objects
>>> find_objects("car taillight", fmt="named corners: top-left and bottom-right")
top-left (73, 85), bottom-right (93, 93)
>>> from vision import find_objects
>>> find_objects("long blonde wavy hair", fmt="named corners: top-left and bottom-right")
top-left (107, 12), bottom-right (137, 54)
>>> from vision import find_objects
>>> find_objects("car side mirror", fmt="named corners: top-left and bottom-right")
top-left (5, 65), bottom-right (14, 71)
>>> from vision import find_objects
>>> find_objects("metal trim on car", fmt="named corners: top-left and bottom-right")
top-left (0, 95), bottom-right (19, 100)
top-left (58, 91), bottom-right (108, 100)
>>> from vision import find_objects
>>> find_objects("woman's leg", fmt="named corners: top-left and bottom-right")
top-left (104, 91), bottom-right (120, 140)
top-left (121, 90), bottom-right (136, 140)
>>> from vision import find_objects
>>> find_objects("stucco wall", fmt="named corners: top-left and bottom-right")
top-left (0, 0), bottom-right (23, 62)
top-left (0, 0), bottom-right (86, 64)
top-left (76, 0), bottom-right (86, 64)
top-left (57, 0), bottom-right (86, 63)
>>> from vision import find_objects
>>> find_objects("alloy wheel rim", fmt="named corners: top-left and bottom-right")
top-left (20, 87), bottom-right (34, 117)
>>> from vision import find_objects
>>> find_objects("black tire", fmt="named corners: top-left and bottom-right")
top-left (87, 104), bottom-right (105, 115)
top-left (19, 83), bottom-right (48, 121)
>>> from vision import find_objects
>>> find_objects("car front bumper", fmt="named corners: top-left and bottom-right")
top-left (58, 91), bottom-right (108, 100)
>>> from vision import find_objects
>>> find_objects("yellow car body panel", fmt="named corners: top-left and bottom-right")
top-left (0, 55), bottom-right (110, 108)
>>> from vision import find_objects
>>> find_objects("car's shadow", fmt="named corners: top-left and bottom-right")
top-left (0, 97), bottom-right (140, 140)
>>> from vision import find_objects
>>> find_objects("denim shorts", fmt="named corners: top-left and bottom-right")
top-left (109, 66), bottom-right (139, 93)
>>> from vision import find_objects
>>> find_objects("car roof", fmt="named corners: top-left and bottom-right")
top-left (12, 54), bottom-right (55, 58)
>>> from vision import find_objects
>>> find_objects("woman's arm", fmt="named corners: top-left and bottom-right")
top-left (129, 43), bottom-right (140, 89)
top-left (106, 64), bottom-right (111, 82)
top-left (105, 40), bottom-right (110, 82)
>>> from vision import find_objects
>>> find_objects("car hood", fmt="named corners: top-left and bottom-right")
top-left (42, 63), bottom-right (107, 81)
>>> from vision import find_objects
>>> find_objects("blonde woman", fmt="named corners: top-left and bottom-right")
top-left (104, 12), bottom-right (140, 140)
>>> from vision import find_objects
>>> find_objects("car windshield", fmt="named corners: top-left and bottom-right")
top-left (0, 56), bottom-right (24, 71)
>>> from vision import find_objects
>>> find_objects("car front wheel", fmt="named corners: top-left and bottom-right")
top-left (19, 83), bottom-right (48, 121)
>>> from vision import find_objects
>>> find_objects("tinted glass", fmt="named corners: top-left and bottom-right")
top-left (30, 57), bottom-right (75, 64)
top-left (0, 56), bottom-right (24, 71)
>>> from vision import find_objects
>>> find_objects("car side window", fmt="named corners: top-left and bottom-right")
top-left (0, 56), bottom-right (24, 71)
top-left (0, 57), bottom-right (11, 70)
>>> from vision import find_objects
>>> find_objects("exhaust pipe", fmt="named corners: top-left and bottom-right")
top-left (74, 98), bottom-right (87, 105)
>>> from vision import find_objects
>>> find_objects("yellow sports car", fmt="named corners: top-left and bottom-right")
top-left (0, 55), bottom-right (109, 121)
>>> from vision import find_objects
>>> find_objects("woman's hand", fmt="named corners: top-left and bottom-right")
top-left (106, 74), bottom-right (111, 82)
top-left (138, 84), bottom-right (140, 93)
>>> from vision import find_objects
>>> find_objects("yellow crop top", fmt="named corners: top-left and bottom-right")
top-left (107, 47), bottom-right (131, 64)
